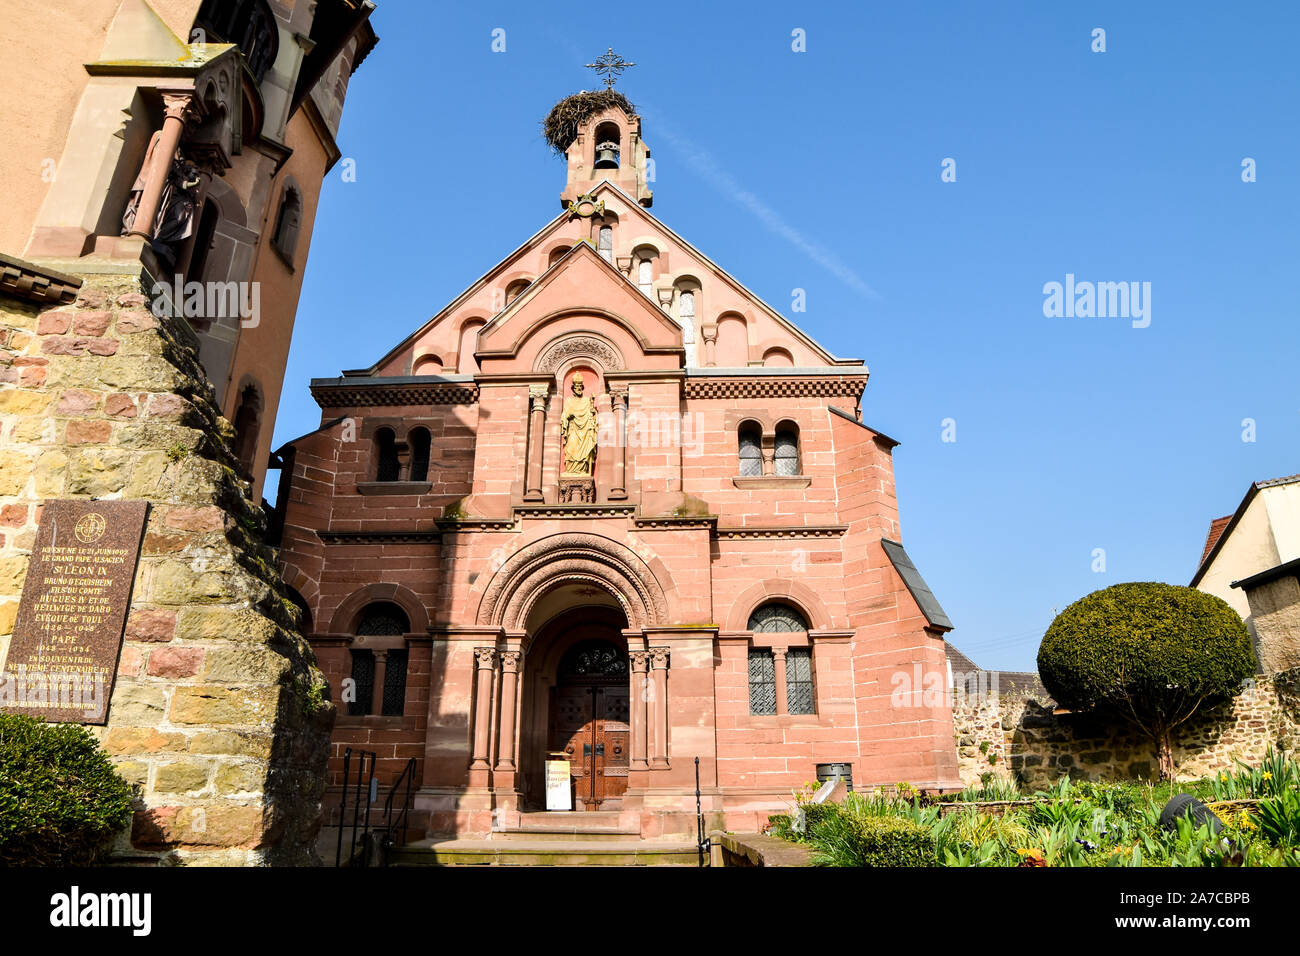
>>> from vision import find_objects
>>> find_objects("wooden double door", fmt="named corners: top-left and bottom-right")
top-left (551, 681), bottom-right (630, 810)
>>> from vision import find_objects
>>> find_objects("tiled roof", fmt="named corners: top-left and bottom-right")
top-left (1191, 472), bottom-right (1300, 586)
top-left (1200, 516), bottom-right (1232, 566)
top-left (944, 641), bottom-right (1051, 701)
top-left (944, 641), bottom-right (979, 673)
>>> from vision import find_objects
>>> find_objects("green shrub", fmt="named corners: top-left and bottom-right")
top-left (0, 714), bottom-right (134, 866)
top-left (811, 813), bottom-right (937, 867)
top-left (1037, 582), bottom-right (1254, 779)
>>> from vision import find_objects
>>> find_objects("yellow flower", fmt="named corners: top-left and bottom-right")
top-left (1263, 771), bottom-right (1273, 781)
top-left (1016, 848), bottom-right (1043, 858)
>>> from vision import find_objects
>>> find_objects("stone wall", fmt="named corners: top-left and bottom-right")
top-left (0, 264), bottom-right (333, 864)
top-left (952, 669), bottom-right (1300, 789)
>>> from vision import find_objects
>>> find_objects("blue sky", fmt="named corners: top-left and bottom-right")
top-left (272, 1), bottom-right (1300, 670)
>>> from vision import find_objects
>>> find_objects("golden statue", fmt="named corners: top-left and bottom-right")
top-left (560, 373), bottom-right (598, 476)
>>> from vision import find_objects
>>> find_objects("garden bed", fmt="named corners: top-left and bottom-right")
top-left (768, 751), bottom-right (1299, 867)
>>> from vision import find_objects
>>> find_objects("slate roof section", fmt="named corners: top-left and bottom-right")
top-left (881, 538), bottom-right (953, 631)
top-left (828, 405), bottom-right (901, 448)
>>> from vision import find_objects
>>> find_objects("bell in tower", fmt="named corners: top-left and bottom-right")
top-left (546, 49), bottom-right (653, 209)
top-left (594, 140), bottom-right (620, 170)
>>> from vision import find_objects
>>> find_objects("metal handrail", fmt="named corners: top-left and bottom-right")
top-left (335, 746), bottom-right (377, 867)
top-left (379, 757), bottom-right (417, 866)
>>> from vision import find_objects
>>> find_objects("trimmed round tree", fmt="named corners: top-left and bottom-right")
top-left (1037, 582), bottom-right (1254, 780)
top-left (0, 714), bottom-right (134, 865)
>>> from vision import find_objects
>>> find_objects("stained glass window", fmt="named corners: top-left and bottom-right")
top-left (748, 650), bottom-right (776, 715)
top-left (774, 426), bottom-right (800, 476)
top-left (348, 650), bottom-right (374, 717)
top-left (786, 648), bottom-right (815, 715)
top-left (739, 424), bottom-right (762, 477)
top-left (748, 603), bottom-right (809, 633)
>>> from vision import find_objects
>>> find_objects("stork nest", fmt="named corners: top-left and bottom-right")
top-left (542, 90), bottom-right (636, 155)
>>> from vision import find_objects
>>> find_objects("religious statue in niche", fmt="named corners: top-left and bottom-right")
top-left (121, 131), bottom-right (203, 270)
top-left (560, 373), bottom-right (598, 476)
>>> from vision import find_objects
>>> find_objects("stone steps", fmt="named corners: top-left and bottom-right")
top-left (391, 838), bottom-right (700, 867)
top-left (489, 827), bottom-right (644, 842)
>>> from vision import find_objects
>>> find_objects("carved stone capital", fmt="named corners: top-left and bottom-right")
top-left (528, 384), bottom-right (549, 412)
top-left (629, 650), bottom-right (651, 672)
top-left (608, 384), bottom-right (628, 407)
top-left (474, 646), bottom-right (498, 669)
top-left (499, 649), bottom-right (522, 673)
top-left (161, 92), bottom-right (197, 125)
top-left (649, 647), bottom-right (670, 669)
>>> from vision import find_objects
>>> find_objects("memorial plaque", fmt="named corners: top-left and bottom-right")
top-left (0, 499), bottom-right (149, 724)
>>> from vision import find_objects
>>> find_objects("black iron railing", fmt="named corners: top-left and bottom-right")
top-left (695, 756), bottom-right (712, 867)
top-left (334, 747), bottom-right (417, 867)
top-left (335, 746), bottom-right (376, 867)
top-left (379, 757), bottom-right (417, 867)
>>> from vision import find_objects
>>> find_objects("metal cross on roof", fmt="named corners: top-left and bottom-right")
top-left (585, 47), bottom-right (635, 90)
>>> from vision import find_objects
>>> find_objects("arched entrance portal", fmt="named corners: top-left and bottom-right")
top-left (519, 604), bottom-right (630, 811)
top-left (552, 637), bottom-right (630, 810)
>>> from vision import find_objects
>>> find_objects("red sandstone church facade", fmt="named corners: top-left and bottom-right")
top-left (273, 95), bottom-right (961, 838)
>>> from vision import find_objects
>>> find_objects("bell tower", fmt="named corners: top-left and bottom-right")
top-left (549, 49), bottom-right (653, 209)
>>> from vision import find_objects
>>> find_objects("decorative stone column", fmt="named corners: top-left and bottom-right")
top-left (657, 287), bottom-right (674, 313)
top-left (470, 647), bottom-right (497, 772)
top-left (771, 647), bottom-right (788, 717)
top-left (649, 647), bottom-right (670, 769)
top-left (126, 93), bottom-right (194, 241)
top-left (608, 385), bottom-right (628, 500)
top-left (495, 650), bottom-right (521, 772)
top-left (523, 384), bottom-right (547, 502)
top-left (761, 433), bottom-right (776, 476)
top-left (702, 323), bottom-right (717, 367)
top-left (629, 650), bottom-right (650, 771)
top-left (371, 649), bottom-right (389, 716)
top-left (616, 255), bottom-right (633, 277)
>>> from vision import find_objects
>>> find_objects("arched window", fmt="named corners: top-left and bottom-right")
top-left (738, 423), bottom-right (763, 477)
top-left (598, 226), bottom-right (613, 262)
top-left (231, 383), bottom-right (262, 478)
top-left (748, 603), bottom-right (809, 633)
top-left (505, 279), bottom-right (530, 305)
top-left (774, 423), bottom-right (801, 476)
top-left (271, 185), bottom-right (302, 267)
top-left (348, 602), bottom-right (411, 717)
top-left (677, 287), bottom-right (697, 364)
top-left (409, 427), bottom-right (431, 482)
top-left (637, 258), bottom-right (653, 296)
top-left (746, 603), bottom-right (815, 716)
top-left (374, 427), bottom-right (400, 482)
